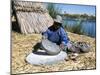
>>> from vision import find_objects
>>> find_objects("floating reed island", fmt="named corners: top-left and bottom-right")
top-left (12, 31), bottom-right (96, 74)
top-left (13, 1), bottom-right (53, 34)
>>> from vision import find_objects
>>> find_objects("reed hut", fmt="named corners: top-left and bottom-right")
top-left (12, 1), bottom-right (53, 34)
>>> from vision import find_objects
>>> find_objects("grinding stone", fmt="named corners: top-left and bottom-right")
top-left (41, 39), bottom-right (61, 55)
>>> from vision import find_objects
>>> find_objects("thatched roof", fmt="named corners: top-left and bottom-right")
top-left (14, 1), bottom-right (47, 13)
top-left (13, 1), bottom-right (53, 34)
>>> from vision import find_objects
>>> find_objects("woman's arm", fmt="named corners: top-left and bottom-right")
top-left (42, 30), bottom-right (49, 39)
top-left (60, 27), bottom-right (69, 45)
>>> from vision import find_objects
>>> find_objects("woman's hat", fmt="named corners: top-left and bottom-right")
top-left (54, 15), bottom-right (62, 24)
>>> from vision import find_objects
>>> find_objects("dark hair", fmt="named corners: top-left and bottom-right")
top-left (54, 21), bottom-right (62, 26)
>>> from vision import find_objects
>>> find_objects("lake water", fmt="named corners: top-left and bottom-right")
top-left (63, 19), bottom-right (96, 38)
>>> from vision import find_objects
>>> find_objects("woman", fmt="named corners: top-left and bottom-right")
top-left (42, 15), bottom-right (72, 52)
top-left (33, 15), bottom-right (79, 60)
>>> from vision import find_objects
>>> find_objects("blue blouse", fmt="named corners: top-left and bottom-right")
top-left (43, 27), bottom-right (69, 45)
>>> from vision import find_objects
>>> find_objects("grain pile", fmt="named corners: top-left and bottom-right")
top-left (11, 31), bottom-right (96, 74)
top-left (13, 1), bottom-right (53, 34)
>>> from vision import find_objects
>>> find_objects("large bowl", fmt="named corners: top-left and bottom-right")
top-left (41, 39), bottom-right (61, 55)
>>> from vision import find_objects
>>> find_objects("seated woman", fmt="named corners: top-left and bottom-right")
top-left (33, 15), bottom-right (80, 60)
top-left (42, 16), bottom-right (70, 52)
top-left (33, 15), bottom-right (71, 53)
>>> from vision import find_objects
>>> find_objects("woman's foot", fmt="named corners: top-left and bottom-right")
top-left (69, 53), bottom-right (79, 60)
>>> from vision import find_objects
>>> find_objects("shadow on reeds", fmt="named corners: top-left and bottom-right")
top-left (32, 43), bottom-right (49, 55)
top-left (11, 1), bottom-right (21, 33)
top-left (12, 21), bottom-right (21, 33)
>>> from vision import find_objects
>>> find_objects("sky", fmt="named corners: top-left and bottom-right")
top-left (47, 3), bottom-right (96, 16)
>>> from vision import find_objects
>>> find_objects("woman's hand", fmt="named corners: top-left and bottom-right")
top-left (60, 43), bottom-right (65, 49)
top-left (67, 42), bottom-right (72, 49)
